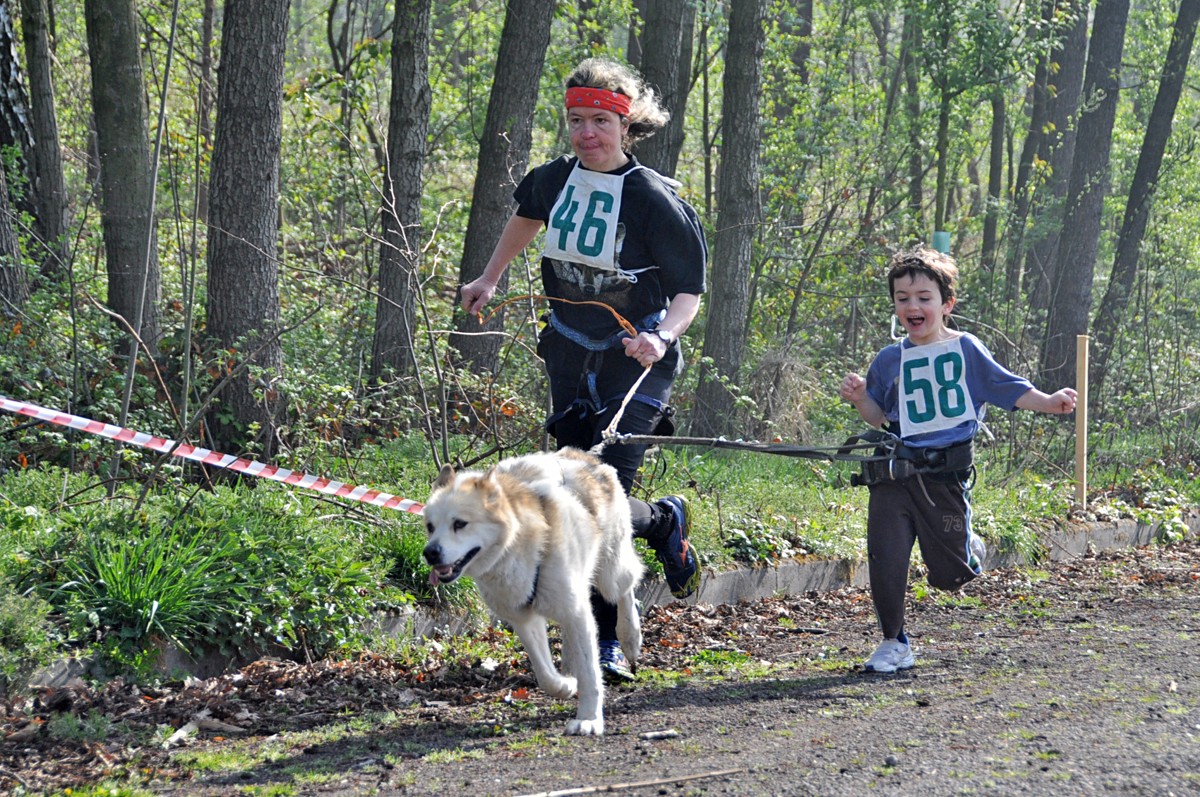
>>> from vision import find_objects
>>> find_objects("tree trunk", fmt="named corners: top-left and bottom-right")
top-left (980, 87), bottom-right (1005, 270)
top-left (933, 91), bottom-right (951, 234)
top-left (85, 0), bottom-right (162, 350)
top-left (628, 0), bottom-right (650, 66)
top-left (18, 0), bottom-right (68, 278)
top-left (632, 0), bottom-right (689, 177)
top-left (0, 1), bottom-right (34, 225)
top-left (692, 0), bottom-right (766, 438)
top-left (206, 0), bottom-right (289, 457)
top-left (1001, 0), bottom-right (1055, 298)
top-left (1024, 0), bottom-right (1089, 311)
top-left (371, 0), bottom-right (431, 381)
top-left (0, 165), bottom-right (28, 310)
top-left (772, 0), bottom-right (813, 125)
top-left (197, 0), bottom-right (215, 222)
top-left (664, 0), bottom-right (696, 176)
top-left (1091, 0), bottom-right (1200, 393)
top-left (902, 8), bottom-right (924, 232)
top-left (1040, 0), bottom-right (1130, 389)
top-left (858, 9), bottom-right (907, 242)
top-left (451, 0), bottom-right (553, 373)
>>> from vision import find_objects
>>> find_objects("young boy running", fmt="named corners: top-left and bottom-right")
top-left (839, 246), bottom-right (1077, 672)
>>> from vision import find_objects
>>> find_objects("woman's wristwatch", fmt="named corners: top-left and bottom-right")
top-left (653, 328), bottom-right (674, 345)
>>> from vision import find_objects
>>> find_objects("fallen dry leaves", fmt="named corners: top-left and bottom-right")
top-left (2, 537), bottom-right (1197, 793)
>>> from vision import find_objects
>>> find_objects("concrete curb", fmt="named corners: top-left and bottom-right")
top-left (29, 511), bottom-right (1200, 686)
top-left (636, 510), bottom-right (1200, 610)
top-left (397, 510), bottom-right (1200, 642)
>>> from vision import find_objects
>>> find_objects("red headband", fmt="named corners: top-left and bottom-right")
top-left (565, 87), bottom-right (631, 117)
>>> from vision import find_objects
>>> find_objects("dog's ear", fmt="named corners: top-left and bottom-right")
top-left (477, 468), bottom-right (503, 509)
top-left (433, 463), bottom-right (455, 488)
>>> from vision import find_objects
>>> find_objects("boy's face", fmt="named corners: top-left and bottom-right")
top-left (892, 272), bottom-right (955, 345)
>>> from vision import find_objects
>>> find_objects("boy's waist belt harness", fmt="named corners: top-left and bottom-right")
top-left (841, 429), bottom-right (973, 487)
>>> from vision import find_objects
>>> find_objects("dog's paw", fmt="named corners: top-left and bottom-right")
top-left (542, 675), bottom-right (577, 699)
top-left (565, 717), bottom-right (604, 736)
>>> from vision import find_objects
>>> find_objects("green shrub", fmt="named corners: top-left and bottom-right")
top-left (0, 577), bottom-right (62, 698)
top-left (1, 466), bottom-right (410, 672)
top-left (212, 518), bottom-right (381, 660)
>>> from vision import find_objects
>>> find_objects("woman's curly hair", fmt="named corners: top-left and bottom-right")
top-left (565, 57), bottom-right (669, 147)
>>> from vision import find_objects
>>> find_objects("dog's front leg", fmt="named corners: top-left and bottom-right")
top-left (615, 588), bottom-right (642, 675)
top-left (510, 615), bottom-right (577, 700)
top-left (558, 605), bottom-right (604, 736)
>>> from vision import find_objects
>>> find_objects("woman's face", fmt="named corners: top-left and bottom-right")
top-left (567, 106), bottom-right (628, 172)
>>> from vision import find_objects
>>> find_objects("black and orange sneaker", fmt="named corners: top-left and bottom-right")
top-left (655, 496), bottom-right (700, 599)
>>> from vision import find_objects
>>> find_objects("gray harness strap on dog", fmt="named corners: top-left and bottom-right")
top-left (845, 429), bottom-right (974, 487)
top-left (524, 565), bottom-right (540, 607)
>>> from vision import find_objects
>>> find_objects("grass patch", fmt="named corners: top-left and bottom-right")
top-left (423, 747), bottom-right (486, 764)
top-left (934, 592), bottom-right (984, 609)
top-left (0, 430), bottom-right (1195, 687)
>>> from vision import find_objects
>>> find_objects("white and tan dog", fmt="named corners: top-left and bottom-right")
top-left (422, 447), bottom-right (644, 736)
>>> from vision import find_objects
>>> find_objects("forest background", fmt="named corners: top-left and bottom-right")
top-left (1, 0), bottom-right (1200, 686)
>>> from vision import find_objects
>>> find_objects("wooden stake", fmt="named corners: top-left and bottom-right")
top-left (1075, 334), bottom-right (1089, 509)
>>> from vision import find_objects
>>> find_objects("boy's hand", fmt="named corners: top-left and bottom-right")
top-left (1018, 386), bottom-right (1078, 414)
top-left (840, 373), bottom-right (867, 404)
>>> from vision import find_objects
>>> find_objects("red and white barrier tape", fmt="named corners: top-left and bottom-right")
top-left (0, 395), bottom-right (424, 515)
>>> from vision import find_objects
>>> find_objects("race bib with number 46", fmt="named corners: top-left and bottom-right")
top-left (898, 336), bottom-right (977, 438)
top-left (544, 162), bottom-right (640, 272)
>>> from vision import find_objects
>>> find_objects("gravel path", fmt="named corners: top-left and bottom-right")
top-left (4, 538), bottom-right (1198, 796)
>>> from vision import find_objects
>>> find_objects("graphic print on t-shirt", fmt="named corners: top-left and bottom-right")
top-left (898, 336), bottom-right (978, 439)
top-left (549, 225), bottom-right (630, 299)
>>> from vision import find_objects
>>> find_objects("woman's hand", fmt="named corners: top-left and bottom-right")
top-left (622, 331), bottom-right (669, 368)
top-left (460, 277), bottom-right (497, 316)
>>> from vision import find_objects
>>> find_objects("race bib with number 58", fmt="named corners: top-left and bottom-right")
top-left (898, 337), bottom-right (977, 438)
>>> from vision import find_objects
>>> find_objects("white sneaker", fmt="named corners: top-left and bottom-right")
top-left (968, 533), bottom-right (986, 573)
top-left (863, 638), bottom-right (914, 673)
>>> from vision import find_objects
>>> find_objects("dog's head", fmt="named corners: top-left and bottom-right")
top-left (422, 464), bottom-right (513, 585)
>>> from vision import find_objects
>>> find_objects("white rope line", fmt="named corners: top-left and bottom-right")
top-left (589, 364), bottom-right (652, 456)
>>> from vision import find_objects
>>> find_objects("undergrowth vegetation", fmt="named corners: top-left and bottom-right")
top-left (4, 272), bottom-right (1199, 691)
top-left (2, 401), bottom-right (1198, 693)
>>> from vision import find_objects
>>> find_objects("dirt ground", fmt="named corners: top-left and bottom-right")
top-left (3, 537), bottom-right (1199, 796)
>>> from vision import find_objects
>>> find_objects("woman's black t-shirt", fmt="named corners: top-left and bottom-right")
top-left (513, 154), bottom-right (707, 340)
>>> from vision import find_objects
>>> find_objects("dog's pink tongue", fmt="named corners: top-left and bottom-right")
top-left (429, 565), bottom-right (454, 585)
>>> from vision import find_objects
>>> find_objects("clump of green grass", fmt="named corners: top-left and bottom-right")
top-left (0, 576), bottom-right (61, 698)
top-left (53, 517), bottom-right (241, 653)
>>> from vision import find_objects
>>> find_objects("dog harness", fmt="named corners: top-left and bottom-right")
top-left (524, 565), bottom-right (540, 607)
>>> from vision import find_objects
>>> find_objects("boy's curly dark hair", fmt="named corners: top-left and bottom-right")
top-left (887, 245), bottom-right (958, 304)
